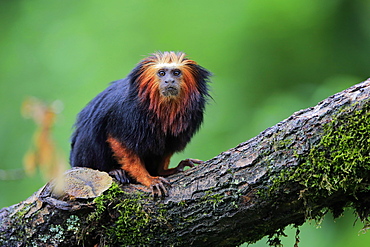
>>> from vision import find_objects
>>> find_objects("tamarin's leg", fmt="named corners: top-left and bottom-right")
top-left (157, 154), bottom-right (202, 176)
top-left (107, 136), bottom-right (170, 196)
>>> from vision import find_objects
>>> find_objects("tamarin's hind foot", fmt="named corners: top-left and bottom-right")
top-left (176, 158), bottom-right (203, 172)
top-left (109, 168), bottom-right (170, 197)
top-left (109, 169), bottom-right (130, 183)
top-left (149, 176), bottom-right (171, 197)
top-left (107, 159), bottom-right (200, 197)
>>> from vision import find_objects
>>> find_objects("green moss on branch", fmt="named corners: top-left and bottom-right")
top-left (82, 183), bottom-right (170, 246)
top-left (270, 103), bottom-right (370, 221)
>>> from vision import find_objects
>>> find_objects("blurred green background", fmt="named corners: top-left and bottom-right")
top-left (1, 0), bottom-right (370, 246)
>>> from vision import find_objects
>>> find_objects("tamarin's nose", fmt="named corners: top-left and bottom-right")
top-left (165, 80), bottom-right (175, 84)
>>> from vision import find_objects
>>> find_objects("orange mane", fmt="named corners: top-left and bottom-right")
top-left (136, 51), bottom-right (201, 134)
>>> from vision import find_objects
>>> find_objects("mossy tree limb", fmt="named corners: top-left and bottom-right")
top-left (2, 79), bottom-right (370, 246)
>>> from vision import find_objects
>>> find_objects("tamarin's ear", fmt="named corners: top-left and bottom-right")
top-left (128, 63), bottom-right (144, 84)
top-left (181, 63), bottom-right (212, 97)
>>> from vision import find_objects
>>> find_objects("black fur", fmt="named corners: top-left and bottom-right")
top-left (70, 62), bottom-right (211, 175)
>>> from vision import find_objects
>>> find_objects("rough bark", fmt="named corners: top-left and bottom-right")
top-left (2, 79), bottom-right (370, 246)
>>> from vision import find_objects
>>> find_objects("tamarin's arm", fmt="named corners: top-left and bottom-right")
top-left (157, 154), bottom-right (202, 176)
top-left (107, 136), bottom-right (170, 196)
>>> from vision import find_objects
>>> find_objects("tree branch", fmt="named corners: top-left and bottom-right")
top-left (2, 78), bottom-right (370, 246)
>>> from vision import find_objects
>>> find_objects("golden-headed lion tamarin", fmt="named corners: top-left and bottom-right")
top-left (70, 51), bottom-right (211, 196)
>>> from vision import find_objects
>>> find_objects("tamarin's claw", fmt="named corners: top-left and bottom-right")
top-left (176, 158), bottom-right (203, 172)
top-left (150, 177), bottom-right (171, 197)
top-left (108, 169), bottom-right (130, 183)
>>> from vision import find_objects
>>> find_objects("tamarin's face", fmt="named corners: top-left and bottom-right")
top-left (135, 51), bottom-right (210, 133)
top-left (137, 51), bottom-right (205, 114)
top-left (156, 66), bottom-right (182, 97)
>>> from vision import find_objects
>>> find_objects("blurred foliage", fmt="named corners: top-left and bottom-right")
top-left (0, 0), bottom-right (370, 246)
top-left (22, 97), bottom-right (66, 179)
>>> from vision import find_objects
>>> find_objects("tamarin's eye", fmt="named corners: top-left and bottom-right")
top-left (172, 69), bottom-right (181, 77)
top-left (158, 70), bottom-right (166, 77)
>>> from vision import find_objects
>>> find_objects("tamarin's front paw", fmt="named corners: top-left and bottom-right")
top-left (108, 169), bottom-right (130, 183)
top-left (149, 176), bottom-right (171, 197)
top-left (176, 158), bottom-right (203, 172)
